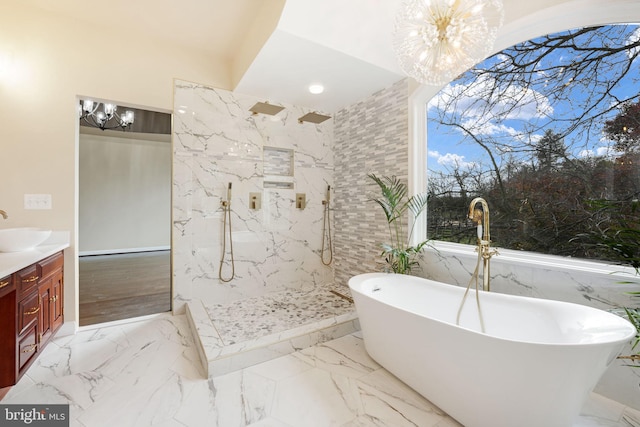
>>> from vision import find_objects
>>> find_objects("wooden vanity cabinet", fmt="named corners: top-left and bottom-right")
top-left (37, 253), bottom-right (64, 348)
top-left (0, 251), bottom-right (64, 389)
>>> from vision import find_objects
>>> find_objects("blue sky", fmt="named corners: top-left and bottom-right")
top-left (426, 24), bottom-right (640, 177)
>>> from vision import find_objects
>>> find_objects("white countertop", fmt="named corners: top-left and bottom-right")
top-left (0, 231), bottom-right (70, 278)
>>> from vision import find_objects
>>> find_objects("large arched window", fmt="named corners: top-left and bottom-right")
top-left (425, 24), bottom-right (640, 265)
top-left (409, 1), bottom-right (640, 269)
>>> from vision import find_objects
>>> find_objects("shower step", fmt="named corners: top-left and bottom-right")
top-left (186, 291), bottom-right (359, 377)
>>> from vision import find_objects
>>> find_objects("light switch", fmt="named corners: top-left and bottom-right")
top-left (24, 194), bottom-right (52, 210)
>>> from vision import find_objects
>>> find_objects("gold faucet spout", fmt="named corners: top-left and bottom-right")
top-left (0, 210), bottom-right (7, 219)
top-left (468, 197), bottom-right (497, 291)
top-left (468, 197), bottom-right (490, 243)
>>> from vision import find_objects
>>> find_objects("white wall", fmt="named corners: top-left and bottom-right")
top-left (79, 130), bottom-right (171, 254)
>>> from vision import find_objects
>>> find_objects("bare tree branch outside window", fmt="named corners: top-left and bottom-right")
top-left (427, 24), bottom-right (640, 264)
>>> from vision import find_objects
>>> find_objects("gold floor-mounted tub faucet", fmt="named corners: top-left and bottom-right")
top-left (468, 198), bottom-right (498, 291)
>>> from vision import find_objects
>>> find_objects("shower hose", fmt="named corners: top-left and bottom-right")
top-left (219, 199), bottom-right (235, 282)
top-left (455, 245), bottom-right (486, 333)
top-left (321, 198), bottom-right (333, 266)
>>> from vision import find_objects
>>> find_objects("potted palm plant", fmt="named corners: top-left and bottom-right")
top-left (368, 173), bottom-right (430, 274)
top-left (576, 198), bottom-right (640, 365)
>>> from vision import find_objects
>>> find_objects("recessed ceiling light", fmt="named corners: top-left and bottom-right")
top-left (308, 84), bottom-right (324, 95)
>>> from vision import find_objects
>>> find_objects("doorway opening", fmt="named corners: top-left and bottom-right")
top-left (78, 100), bottom-right (172, 326)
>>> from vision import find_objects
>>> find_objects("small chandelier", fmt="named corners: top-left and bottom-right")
top-left (79, 100), bottom-right (135, 131)
top-left (392, 0), bottom-right (504, 86)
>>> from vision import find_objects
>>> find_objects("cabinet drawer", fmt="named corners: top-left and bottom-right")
top-left (0, 274), bottom-right (13, 298)
top-left (16, 264), bottom-right (39, 298)
top-left (38, 252), bottom-right (63, 280)
top-left (18, 291), bottom-right (40, 335)
top-left (18, 322), bottom-right (38, 372)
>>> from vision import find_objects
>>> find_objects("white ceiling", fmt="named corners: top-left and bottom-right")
top-left (234, 28), bottom-right (403, 113)
top-left (235, 0), bottom-right (406, 113)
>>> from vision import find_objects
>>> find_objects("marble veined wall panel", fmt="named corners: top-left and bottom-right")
top-left (172, 80), bottom-right (334, 312)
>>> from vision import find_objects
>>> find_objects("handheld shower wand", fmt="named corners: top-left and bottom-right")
top-left (321, 185), bottom-right (333, 266)
top-left (219, 182), bottom-right (235, 282)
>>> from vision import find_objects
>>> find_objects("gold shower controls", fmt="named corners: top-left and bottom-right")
top-left (249, 192), bottom-right (261, 210)
top-left (296, 193), bottom-right (306, 210)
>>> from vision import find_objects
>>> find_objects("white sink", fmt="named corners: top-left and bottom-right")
top-left (0, 228), bottom-right (52, 252)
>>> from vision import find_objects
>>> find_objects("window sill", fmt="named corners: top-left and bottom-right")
top-left (428, 240), bottom-right (640, 282)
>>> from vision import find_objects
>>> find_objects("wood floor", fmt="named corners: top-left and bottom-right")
top-left (79, 251), bottom-right (171, 326)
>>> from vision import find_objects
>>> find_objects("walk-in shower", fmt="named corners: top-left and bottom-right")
top-left (174, 82), bottom-right (351, 377)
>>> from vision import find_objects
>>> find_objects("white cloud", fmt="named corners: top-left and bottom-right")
top-left (428, 74), bottom-right (554, 121)
top-left (597, 146), bottom-right (614, 156)
top-left (459, 119), bottom-right (540, 144)
top-left (627, 27), bottom-right (640, 60)
top-left (578, 146), bottom-right (623, 158)
top-left (428, 150), bottom-right (475, 169)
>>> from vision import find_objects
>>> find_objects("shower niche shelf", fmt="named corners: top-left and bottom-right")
top-left (263, 146), bottom-right (295, 190)
top-left (263, 146), bottom-right (293, 177)
top-left (264, 181), bottom-right (294, 190)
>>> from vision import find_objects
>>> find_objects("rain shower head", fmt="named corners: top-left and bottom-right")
top-left (249, 102), bottom-right (285, 116)
top-left (298, 112), bottom-right (332, 124)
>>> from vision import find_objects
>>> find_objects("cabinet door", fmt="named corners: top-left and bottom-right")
top-left (16, 264), bottom-right (39, 299)
top-left (39, 278), bottom-right (52, 346)
top-left (17, 290), bottom-right (40, 336)
top-left (0, 274), bottom-right (13, 299)
top-left (51, 269), bottom-right (63, 331)
top-left (18, 322), bottom-right (38, 374)
top-left (38, 252), bottom-right (63, 282)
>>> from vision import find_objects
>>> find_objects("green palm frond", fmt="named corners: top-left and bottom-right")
top-left (368, 174), bottom-right (408, 221)
top-left (625, 308), bottom-right (640, 351)
top-left (369, 173), bottom-right (430, 275)
top-left (408, 193), bottom-right (429, 217)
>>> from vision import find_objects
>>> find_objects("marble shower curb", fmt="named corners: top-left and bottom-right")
top-left (186, 300), bottom-right (360, 377)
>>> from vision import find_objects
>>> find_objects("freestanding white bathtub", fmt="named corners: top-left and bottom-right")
top-left (349, 273), bottom-right (636, 427)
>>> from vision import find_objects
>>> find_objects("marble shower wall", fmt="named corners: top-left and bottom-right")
top-left (332, 78), bottom-right (410, 286)
top-left (172, 80), bottom-right (334, 312)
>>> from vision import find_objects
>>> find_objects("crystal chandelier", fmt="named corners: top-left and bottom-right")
top-left (79, 100), bottom-right (135, 131)
top-left (392, 0), bottom-right (504, 86)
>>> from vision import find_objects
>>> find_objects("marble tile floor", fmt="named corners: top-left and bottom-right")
top-left (205, 287), bottom-right (355, 345)
top-left (2, 313), bottom-right (640, 427)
